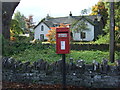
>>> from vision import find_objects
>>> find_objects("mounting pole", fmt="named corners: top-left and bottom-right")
top-left (62, 54), bottom-right (66, 89)
top-left (110, 1), bottom-right (115, 63)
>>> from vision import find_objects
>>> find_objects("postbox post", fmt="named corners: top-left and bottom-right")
top-left (62, 54), bottom-right (66, 89)
top-left (56, 27), bottom-right (70, 89)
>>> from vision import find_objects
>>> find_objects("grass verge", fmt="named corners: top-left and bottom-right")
top-left (11, 47), bottom-right (120, 64)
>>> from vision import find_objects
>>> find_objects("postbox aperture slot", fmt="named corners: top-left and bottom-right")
top-left (57, 31), bottom-right (68, 33)
top-left (58, 33), bottom-right (67, 37)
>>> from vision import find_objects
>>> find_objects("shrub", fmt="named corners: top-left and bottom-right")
top-left (94, 34), bottom-right (109, 44)
top-left (2, 38), bottom-right (44, 57)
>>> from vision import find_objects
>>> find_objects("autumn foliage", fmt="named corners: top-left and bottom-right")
top-left (46, 23), bottom-right (69, 43)
top-left (90, 1), bottom-right (108, 26)
top-left (10, 30), bottom-right (16, 41)
top-left (46, 27), bottom-right (56, 44)
top-left (90, 2), bottom-right (108, 15)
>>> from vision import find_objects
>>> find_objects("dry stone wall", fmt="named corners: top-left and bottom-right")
top-left (2, 57), bottom-right (120, 88)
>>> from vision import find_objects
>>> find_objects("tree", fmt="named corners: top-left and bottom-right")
top-left (25, 15), bottom-right (35, 32)
top-left (24, 15), bottom-right (35, 40)
top-left (46, 24), bottom-right (68, 44)
top-left (72, 19), bottom-right (89, 39)
top-left (72, 20), bottom-right (89, 32)
top-left (95, 1), bottom-right (120, 43)
top-left (104, 2), bottom-right (120, 43)
top-left (114, 2), bottom-right (120, 43)
top-left (81, 9), bottom-right (90, 15)
top-left (10, 19), bottom-right (23, 34)
top-left (13, 11), bottom-right (26, 31)
top-left (2, 2), bottom-right (20, 39)
top-left (90, 1), bottom-right (108, 26)
top-left (46, 28), bottom-right (56, 44)
top-left (10, 19), bottom-right (24, 41)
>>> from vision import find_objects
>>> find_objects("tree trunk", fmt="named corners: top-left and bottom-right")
top-left (2, 2), bottom-right (19, 40)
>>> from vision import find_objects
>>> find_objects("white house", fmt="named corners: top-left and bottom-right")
top-left (34, 13), bottom-right (103, 41)
top-left (34, 21), bottom-right (50, 40)
top-left (72, 18), bottom-right (95, 41)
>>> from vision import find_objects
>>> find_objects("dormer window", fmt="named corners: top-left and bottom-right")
top-left (41, 25), bottom-right (44, 31)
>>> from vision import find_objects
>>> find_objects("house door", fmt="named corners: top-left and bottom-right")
top-left (40, 34), bottom-right (44, 41)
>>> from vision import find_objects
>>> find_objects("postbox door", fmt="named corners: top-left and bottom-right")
top-left (56, 38), bottom-right (70, 54)
top-left (56, 28), bottom-right (70, 54)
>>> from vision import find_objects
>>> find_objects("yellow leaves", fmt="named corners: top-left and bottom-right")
top-left (99, 6), bottom-right (105, 10)
top-left (10, 29), bottom-right (16, 41)
top-left (90, 12), bottom-right (97, 15)
top-left (98, 2), bottom-right (104, 6)
top-left (115, 26), bottom-right (119, 31)
top-left (46, 29), bottom-right (56, 44)
top-left (92, 5), bottom-right (98, 12)
top-left (10, 29), bottom-right (13, 33)
top-left (10, 29), bottom-right (15, 37)
top-left (10, 36), bottom-right (16, 41)
top-left (92, 4), bottom-right (105, 12)
top-left (90, 2), bottom-right (108, 16)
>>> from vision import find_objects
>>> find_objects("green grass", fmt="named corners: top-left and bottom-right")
top-left (12, 47), bottom-right (120, 64)
top-left (69, 50), bottom-right (119, 64)
top-left (3, 36), bottom-right (120, 64)
top-left (12, 48), bottom-right (60, 63)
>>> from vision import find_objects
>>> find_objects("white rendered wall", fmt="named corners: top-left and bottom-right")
top-left (34, 22), bottom-right (50, 40)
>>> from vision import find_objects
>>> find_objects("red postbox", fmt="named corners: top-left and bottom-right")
top-left (56, 27), bottom-right (70, 54)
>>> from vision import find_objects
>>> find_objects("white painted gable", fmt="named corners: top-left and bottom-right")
top-left (34, 22), bottom-right (50, 40)
top-left (72, 20), bottom-right (94, 41)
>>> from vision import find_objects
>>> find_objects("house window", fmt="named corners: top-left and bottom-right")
top-left (40, 34), bottom-right (44, 41)
top-left (41, 25), bottom-right (44, 31)
top-left (81, 32), bottom-right (86, 39)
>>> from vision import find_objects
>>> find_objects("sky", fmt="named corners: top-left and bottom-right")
top-left (14, 0), bottom-right (99, 25)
